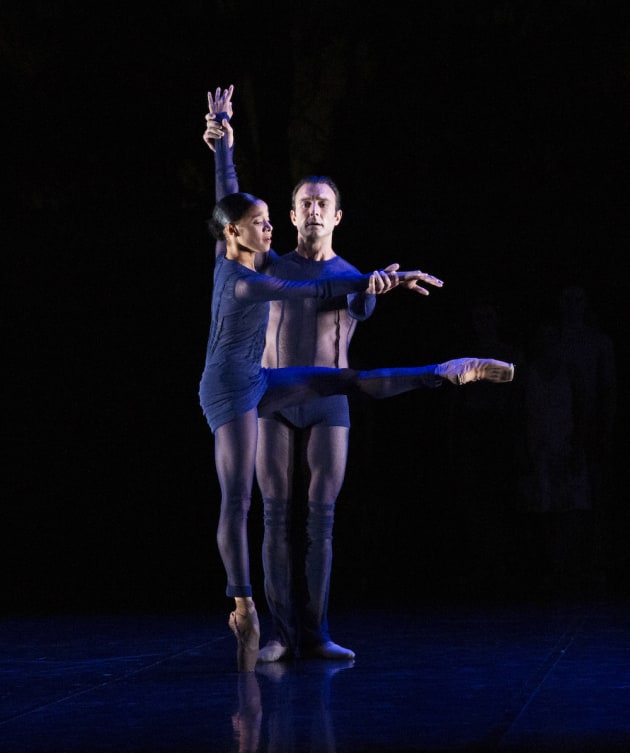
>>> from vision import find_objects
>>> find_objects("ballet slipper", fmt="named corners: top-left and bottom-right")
top-left (301, 640), bottom-right (356, 660)
top-left (257, 639), bottom-right (291, 663)
top-left (436, 358), bottom-right (515, 385)
top-left (229, 608), bottom-right (260, 673)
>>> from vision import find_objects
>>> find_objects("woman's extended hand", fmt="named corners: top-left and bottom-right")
top-left (367, 263), bottom-right (444, 295)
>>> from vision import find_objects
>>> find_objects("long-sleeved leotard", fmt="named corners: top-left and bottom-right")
top-left (198, 254), bottom-right (378, 432)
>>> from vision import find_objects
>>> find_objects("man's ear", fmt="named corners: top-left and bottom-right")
top-left (335, 210), bottom-right (343, 225)
top-left (289, 210), bottom-right (298, 227)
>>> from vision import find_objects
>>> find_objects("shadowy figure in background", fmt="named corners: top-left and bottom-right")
top-left (445, 298), bottom-right (524, 591)
top-left (556, 284), bottom-right (617, 586)
top-left (513, 284), bottom-right (617, 595)
top-left (518, 319), bottom-right (593, 593)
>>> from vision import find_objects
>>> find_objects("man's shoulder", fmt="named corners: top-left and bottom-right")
top-left (266, 249), bottom-right (362, 281)
top-left (327, 254), bottom-right (360, 272)
top-left (282, 251), bottom-right (359, 270)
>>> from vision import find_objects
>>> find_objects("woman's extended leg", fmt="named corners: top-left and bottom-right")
top-left (215, 409), bottom-right (261, 671)
top-left (258, 359), bottom-right (514, 416)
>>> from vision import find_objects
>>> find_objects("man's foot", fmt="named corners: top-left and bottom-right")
top-left (257, 640), bottom-right (291, 663)
top-left (229, 608), bottom-right (260, 673)
top-left (301, 640), bottom-right (356, 660)
top-left (436, 358), bottom-right (515, 385)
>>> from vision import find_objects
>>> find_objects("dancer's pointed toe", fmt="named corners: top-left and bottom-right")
top-left (229, 609), bottom-right (260, 672)
top-left (438, 358), bottom-right (515, 385)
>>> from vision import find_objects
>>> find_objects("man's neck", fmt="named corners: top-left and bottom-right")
top-left (295, 238), bottom-right (336, 262)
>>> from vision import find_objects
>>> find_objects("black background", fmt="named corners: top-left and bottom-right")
top-left (5, 1), bottom-right (628, 614)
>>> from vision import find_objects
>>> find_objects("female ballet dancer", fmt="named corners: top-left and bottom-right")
top-left (199, 190), bottom-right (514, 672)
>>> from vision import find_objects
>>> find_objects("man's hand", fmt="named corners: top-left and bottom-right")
top-left (367, 264), bottom-right (399, 294)
top-left (203, 85), bottom-right (235, 151)
top-left (367, 263), bottom-right (444, 295)
top-left (203, 118), bottom-right (225, 151)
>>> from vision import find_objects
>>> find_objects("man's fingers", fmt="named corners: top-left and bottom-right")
top-left (381, 271), bottom-right (396, 291)
top-left (370, 271), bottom-right (388, 293)
top-left (367, 272), bottom-right (377, 294)
top-left (383, 262), bottom-right (400, 273)
top-left (369, 270), bottom-right (401, 294)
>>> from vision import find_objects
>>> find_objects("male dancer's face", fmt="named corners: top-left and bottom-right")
top-left (290, 183), bottom-right (342, 243)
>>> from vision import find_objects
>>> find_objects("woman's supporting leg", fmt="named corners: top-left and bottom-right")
top-left (215, 409), bottom-right (260, 671)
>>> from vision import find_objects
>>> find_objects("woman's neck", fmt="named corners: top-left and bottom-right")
top-left (226, 246), bottom-right (256, 270)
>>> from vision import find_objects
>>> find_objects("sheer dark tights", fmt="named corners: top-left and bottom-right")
top-left (215, 409), bottom-right (258, 597)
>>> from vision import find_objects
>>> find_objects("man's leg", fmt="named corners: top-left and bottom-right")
top-left (256, 418), bottom-right (298, 660)
top-left (299, 424), bottom-right (355, 660)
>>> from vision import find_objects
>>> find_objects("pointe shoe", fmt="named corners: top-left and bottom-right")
top-left (301, 640), bottom-right (356, 660)
top-left (229, 609), bottom-right (260, 673)
top-left (436, 358), bottom-right (515, 385)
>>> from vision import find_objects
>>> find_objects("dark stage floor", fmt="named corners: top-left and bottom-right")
top-left (2, 593), bottom-right (630, 753)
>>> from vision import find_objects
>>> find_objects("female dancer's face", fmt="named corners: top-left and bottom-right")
top-left (230, 200), bottom-right (273, 254)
